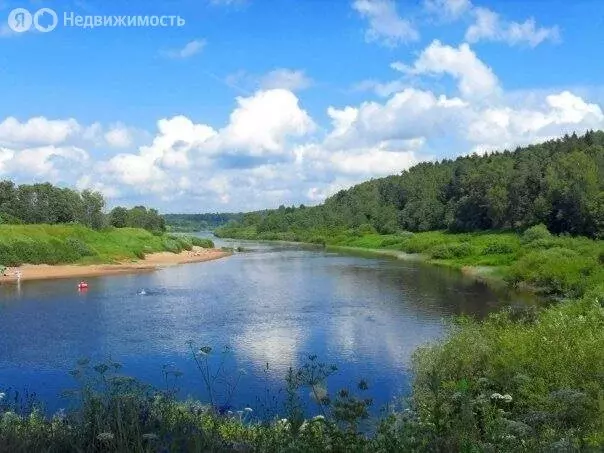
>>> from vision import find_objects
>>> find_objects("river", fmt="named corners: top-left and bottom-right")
top-left (0, 236), bottom-right (532, 417)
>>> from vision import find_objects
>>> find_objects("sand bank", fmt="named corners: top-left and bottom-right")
top-left (0, 247), bottom-right (231, 283)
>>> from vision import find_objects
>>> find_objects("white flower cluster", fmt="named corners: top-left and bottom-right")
top-left (490, 393), bottom-right (513, 403)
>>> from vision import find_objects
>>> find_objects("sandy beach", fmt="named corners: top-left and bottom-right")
top-left (0, 247), bottom-right (231, 283)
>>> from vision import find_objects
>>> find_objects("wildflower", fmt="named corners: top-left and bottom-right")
top-left (490, 392), bottom-right (513, 403)
top-left (142, 433), bottom-right (158, 441)
top-left (97, 432), bottom-right (115, 442)
top-left (312, 415), bottom-right (325, 421)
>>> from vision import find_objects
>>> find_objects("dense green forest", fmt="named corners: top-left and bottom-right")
top-left (163, 213), bottom-right (244, 232)
top-left (0, 181), bottom-right (166, 233)
top-left (219, 131), bottom-right (603, 239)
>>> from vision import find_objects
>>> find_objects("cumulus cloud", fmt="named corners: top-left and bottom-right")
top-left (104, 125), bottom-right (133, 148)
top-left (211, 89), bottom-right (315, 156)
top-left (0, 145), bottom-right (88, 180)
top-left (392, 40), bottom-right (500, 100)
top-left (467, 91), bottom-right (604, 153)
top-left (0, 117), bottom-right (82, 146)
top-left (352, 0), bottom-right (419, 47)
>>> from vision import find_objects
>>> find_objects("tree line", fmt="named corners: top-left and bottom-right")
top-left (0, 181), bottom-right (166, 233)
top-left (163, 213), bottom-right (244, 232)
top-left (224, 131), bottom-right (604, 239)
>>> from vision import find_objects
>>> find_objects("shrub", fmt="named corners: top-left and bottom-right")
top-left (482, 240), bottom-right (516, 255)
top-left (522, 224), bottom-right (552, 243)
top-left (430, 242), bottom-right (474, 259)
top-left (191, 237), bottom-right (214, 248)
top-left (65, 237), bottom-right (95, 257)
top-left (507, 247), bottom-right (598, 297)
top-left (161, 237), bottom-right (182, 254)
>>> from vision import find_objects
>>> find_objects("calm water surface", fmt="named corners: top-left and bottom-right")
top-left (0, 237), bottom-right (529, 415)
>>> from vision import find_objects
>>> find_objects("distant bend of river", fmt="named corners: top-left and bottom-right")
top-left (0, 235), bottom-right (535, 415)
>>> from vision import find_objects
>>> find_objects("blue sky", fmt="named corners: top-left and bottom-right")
top-left (0, 0), bottom-right (603, 212)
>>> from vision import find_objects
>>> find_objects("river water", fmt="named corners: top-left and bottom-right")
top-left (0, 237), bottom-right (531, 416)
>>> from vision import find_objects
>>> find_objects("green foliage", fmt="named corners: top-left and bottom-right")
top-left (190, 237), bottom-right (215, 248)
top-left (507, 247), bottom-right (601, 298)
top-left (430, 242), bottom-right (474, 259)
top-left (521, 223), bottom-right (552, 243)
top-left (410, 294), bottom-right (604, 451)
top-left (110, 205), bottom-right (166, 233)
top-left (0, 181), bottom-right (106, 229)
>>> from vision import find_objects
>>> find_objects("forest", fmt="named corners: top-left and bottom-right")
top-left (219, 131), bottom-right (603, 240)
top-left (163, 213), bottom-right (244, 232)
top-left (0, 181), bottom-right (166, 234)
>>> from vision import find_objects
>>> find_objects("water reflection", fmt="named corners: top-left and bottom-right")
top-left (0, 239), bottom-right (533, 413)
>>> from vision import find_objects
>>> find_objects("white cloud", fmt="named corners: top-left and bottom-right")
top-left (467, 91), bottom-right (604, 153)
top-left (393, 40), bottom-right (500, 100)
top-left (161, 39), bottom-right (206, 59)
top-left (0, 117), bottom-right (81, 146)
top-left (212, 89), bottom-right (315, 156)
top-left (465, 6), bottom-right (559, 47)
top-left (323, 87), bottom-right (467, 150)
top-left (0, 145), bottom-right (88, 179)
top-left (104, 125), bottom-right (133, 148)
top-left (352, 0), bottom-right (419, 47)
top-left (259, 69), bottom-right (313, 92)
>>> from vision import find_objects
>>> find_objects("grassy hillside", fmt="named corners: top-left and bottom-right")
top-left (0, 224), bottom-right (214, 267)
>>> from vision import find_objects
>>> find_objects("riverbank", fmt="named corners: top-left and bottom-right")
top-left (218, 226), bottom-right (603, 299)
top-left (0, 246), bottom-right (231, 283)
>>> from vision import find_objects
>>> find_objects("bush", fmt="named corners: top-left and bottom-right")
top-left (507, 247), bottom-right (599, 297)
top-left (190, 237), bottom-right (214, 248)
top-left (65, 237), bottom-right (95, 257)
top-left (161, 237), bottom-right (182, 254)
top-left (482, 240), bottom-right (517, 255)
top-left (430, 242), bottom-right (474, 259)
top-left (522, 224), bottom-right (552, 243)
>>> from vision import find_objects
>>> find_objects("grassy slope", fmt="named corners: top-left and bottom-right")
top-left (0, 224), bottom-right (214, 266)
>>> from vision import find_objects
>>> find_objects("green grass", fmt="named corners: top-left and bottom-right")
top-left (0, 224), bottom-right (214, 266)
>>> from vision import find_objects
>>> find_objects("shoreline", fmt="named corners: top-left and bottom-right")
top-left (0, 247), bottom-right (232, 283)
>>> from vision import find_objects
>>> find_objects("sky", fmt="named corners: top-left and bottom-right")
top-left (0, 0), bottom-right (603, 213)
